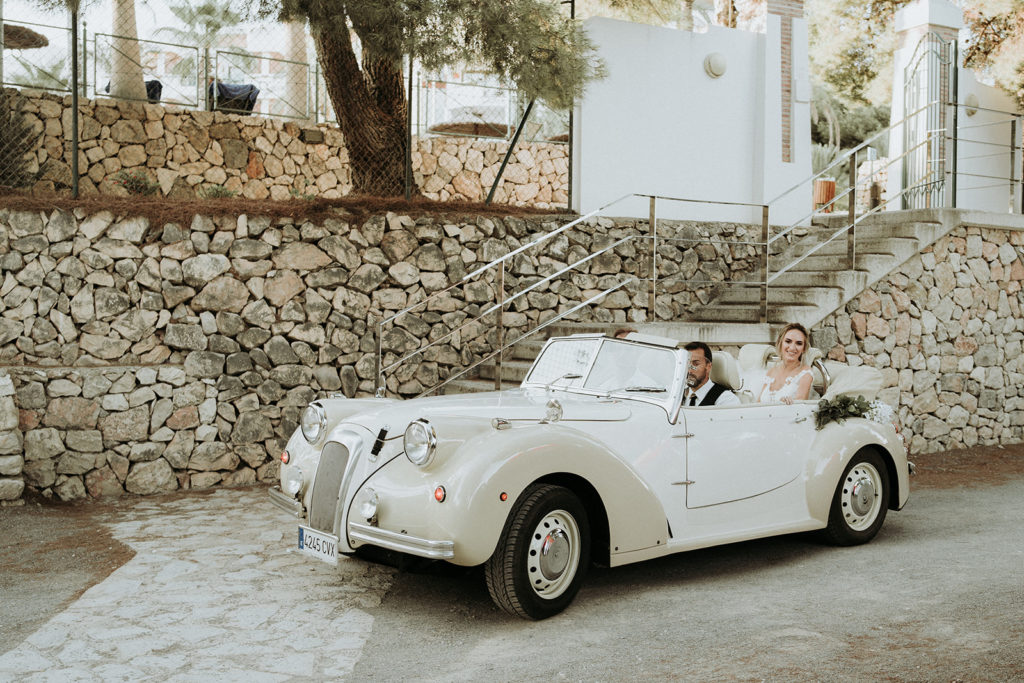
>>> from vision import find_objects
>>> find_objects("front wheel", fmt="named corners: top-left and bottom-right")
top-left (485, 484), bottom-right (590, 620)
top-left (822, 450), bottom-right (890, 546)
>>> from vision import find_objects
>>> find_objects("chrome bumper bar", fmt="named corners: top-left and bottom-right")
top-left (268, 486), bottom-right (303, 517)
top-left (348, 522), bottom-right (455, 560)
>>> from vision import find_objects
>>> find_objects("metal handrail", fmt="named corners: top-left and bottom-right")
top-left (414, 279), bottom-right (637, 398)
top-left (377, 234), bottom-right (637, 378)
top-left (376, 192), bottom-right (770, 396)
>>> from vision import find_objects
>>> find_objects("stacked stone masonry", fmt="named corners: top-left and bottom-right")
top-left (9, 88), bottom-right (569, 208)
top-left (812, 225), bottom-right (1024, 455)
top-left (0, 208), bottom-right (764, 503)
top-left (2, 208), bottom-right (1022, 503)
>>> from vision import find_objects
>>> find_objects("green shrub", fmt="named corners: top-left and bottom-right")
top-left (198, 183), bottom-right (237, 199)
top-left (0, 90), bottom-right (40, 188)
top-left (289, 178), bottom-right (315, 201)
top-left (112, 169), bottom-right (160, 196)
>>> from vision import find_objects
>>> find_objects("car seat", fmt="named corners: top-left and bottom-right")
top-left (709, 351), bottom-right (741, 392)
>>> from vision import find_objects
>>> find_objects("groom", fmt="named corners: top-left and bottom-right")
top-left (682, 341), bottom-right (740, 406)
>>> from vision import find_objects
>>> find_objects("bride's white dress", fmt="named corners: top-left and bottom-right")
top-left (758, 368), bottom-right (813, 402)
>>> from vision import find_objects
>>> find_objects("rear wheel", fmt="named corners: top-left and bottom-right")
top-left (822, 450), bottom-right (890, 546)
top-left (485, 484), bottom-right (590, 620)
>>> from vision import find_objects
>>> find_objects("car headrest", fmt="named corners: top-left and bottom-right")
top-left (738, 343), bottom-right (775, 370)
top-left (710, 351), bottom-right (741, 391)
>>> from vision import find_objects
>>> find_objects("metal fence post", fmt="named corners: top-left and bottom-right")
top-left (1012, 117), bottom-right (1019, 213)
top-left (847, 149), bottom-right (856, 270)
top-left (405, 51), bottom-right (413, 201)
top-left (203, 47), bottom-right (210, 110)
top-left (494, 262), bottom-right (505, 391)
top-left (648, 196), bottom-right (657, 318)
top-left (760, 205), bottom-right (769, 324)
top-left (70, 7), bottom-right (79, 198)
top-left (81, 20), bottom-right (88, 98)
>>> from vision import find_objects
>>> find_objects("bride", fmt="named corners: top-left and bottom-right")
top-left (758, 322), bottom-right (813, 405)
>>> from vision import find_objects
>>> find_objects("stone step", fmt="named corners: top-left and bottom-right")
top-left (767, 270), bottom-right (869, 290)
top-left (714, 284), bottom-right (844, 306)
top-left (810, 236), bottom-right (919, 257)
top-left (478, 359), bottom-right (534, 382)
top-left (783, 252), bottom-right (894, 273)
top-left (682, 301), bottom-right (820, 325)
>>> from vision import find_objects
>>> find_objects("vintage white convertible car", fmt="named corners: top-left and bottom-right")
top-left (269, 332), bottom-right (911, 619)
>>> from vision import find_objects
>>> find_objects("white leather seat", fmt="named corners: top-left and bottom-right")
top-left (710, 351), bottom-right (741, 391)
top-left (738, 343), bottom-right (775, 371)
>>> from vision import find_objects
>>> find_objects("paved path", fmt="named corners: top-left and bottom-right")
top-left (0, 488), bottom-right (394, 681)
top-left (2, 447), bottom-right (1023, 681)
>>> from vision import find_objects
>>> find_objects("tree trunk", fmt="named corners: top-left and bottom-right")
top-left (285, 21), bottom-right (309, 120)
top-left (110, 0), bottom-right (147, 100)
top-left (313, 29), bottom-right (409, 197)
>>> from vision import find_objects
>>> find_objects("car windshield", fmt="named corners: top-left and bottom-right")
top-left (525, 337), bottom-right (678, 395)
top-left (525, 337), bottom-right (601, 387)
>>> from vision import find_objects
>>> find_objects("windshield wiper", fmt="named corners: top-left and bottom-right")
top-left (606, 385), bottom-right (667, 394)
top-left (543, 373), bottom-right (582, 390)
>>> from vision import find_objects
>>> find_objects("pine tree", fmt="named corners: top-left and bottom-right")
top-left (261, 0), bottom-right (608, 197)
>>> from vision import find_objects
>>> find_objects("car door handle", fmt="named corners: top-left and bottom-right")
top-left (794, 416), bottom-right (807, 423)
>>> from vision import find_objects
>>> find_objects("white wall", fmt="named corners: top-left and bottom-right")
top-left (954, 74), bottom-right (1021, 213)
top-left (572, 17), bottom-right (812, 227)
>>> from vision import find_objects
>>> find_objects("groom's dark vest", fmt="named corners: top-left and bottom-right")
top-left (699, 382), bottom-right (728, 406)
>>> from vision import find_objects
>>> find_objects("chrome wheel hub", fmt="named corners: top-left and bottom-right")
top-left (842, 462), bottom-right (883, 531)
top-left (526, 510), bottom-right (580, 599)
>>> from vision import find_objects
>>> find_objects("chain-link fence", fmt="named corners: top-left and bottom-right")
top-left (0, 0), bottom-right (571, 204)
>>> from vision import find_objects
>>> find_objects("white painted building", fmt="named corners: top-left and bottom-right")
top-left (572, 1), bottom-right (813, 227)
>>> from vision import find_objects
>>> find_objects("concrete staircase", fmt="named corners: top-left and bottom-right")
top-left (689, 210), bottom-right (958, 328)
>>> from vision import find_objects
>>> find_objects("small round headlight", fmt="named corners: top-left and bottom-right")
top-left (282, 465), bottom-right (304, 497)
top-left (404, 418), bottom-right (437, 466)
top-left (300, 404), bottom-right (326, 444)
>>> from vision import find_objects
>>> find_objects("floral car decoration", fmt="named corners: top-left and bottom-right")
top-left (270, 332), bottom-right (912, 620)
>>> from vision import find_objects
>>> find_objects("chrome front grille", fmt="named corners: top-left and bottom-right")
top-left (308, 441), bottom-right (350, 532)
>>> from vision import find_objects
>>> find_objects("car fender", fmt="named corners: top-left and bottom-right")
top-left (806, 419), bottom-right (910, 523)
top-left (358, 422), bottom-right (669, 566)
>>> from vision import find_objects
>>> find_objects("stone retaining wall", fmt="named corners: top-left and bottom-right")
top-left (812, 224), bottom-right (1024, 454)
top-left (3, 207), bottom-right (1023, 504)
top-left (0, 207), bottom-right (758, 503)
top-left (8, 88), bottom-right (568, 208)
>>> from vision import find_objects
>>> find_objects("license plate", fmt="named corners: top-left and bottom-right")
top-left (298, 525), bottom-right (338, 564)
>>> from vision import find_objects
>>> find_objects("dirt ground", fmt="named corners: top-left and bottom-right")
top-left (1, 444), bottom-right (1022, 656)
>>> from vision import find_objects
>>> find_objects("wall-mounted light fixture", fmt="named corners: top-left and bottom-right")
top-left (703, 53), bottom-right (727, 79)
top-left (965, 92), bottom-right (979, 117)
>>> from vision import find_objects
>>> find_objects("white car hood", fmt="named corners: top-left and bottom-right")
top-left (331, 388), bottom-right (632, 432)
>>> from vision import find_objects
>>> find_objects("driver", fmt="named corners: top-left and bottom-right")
top-left (682, 342), bottom-right (740, 406)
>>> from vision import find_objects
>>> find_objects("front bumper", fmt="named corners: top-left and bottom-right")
top-left (269, 486), bottom-right (303, 517)
top-left (348, 522), bottom-right (455, 560)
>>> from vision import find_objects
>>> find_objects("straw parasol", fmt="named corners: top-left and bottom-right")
top-left (3, 24), bottom-right (49, 50)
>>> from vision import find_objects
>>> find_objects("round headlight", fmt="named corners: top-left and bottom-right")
top-left (282, 465), bottom-right (304, 497)
top-left (404, 418), bottom-right (437, 466)
top-left (300, 404), bottom-right (326, 444)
